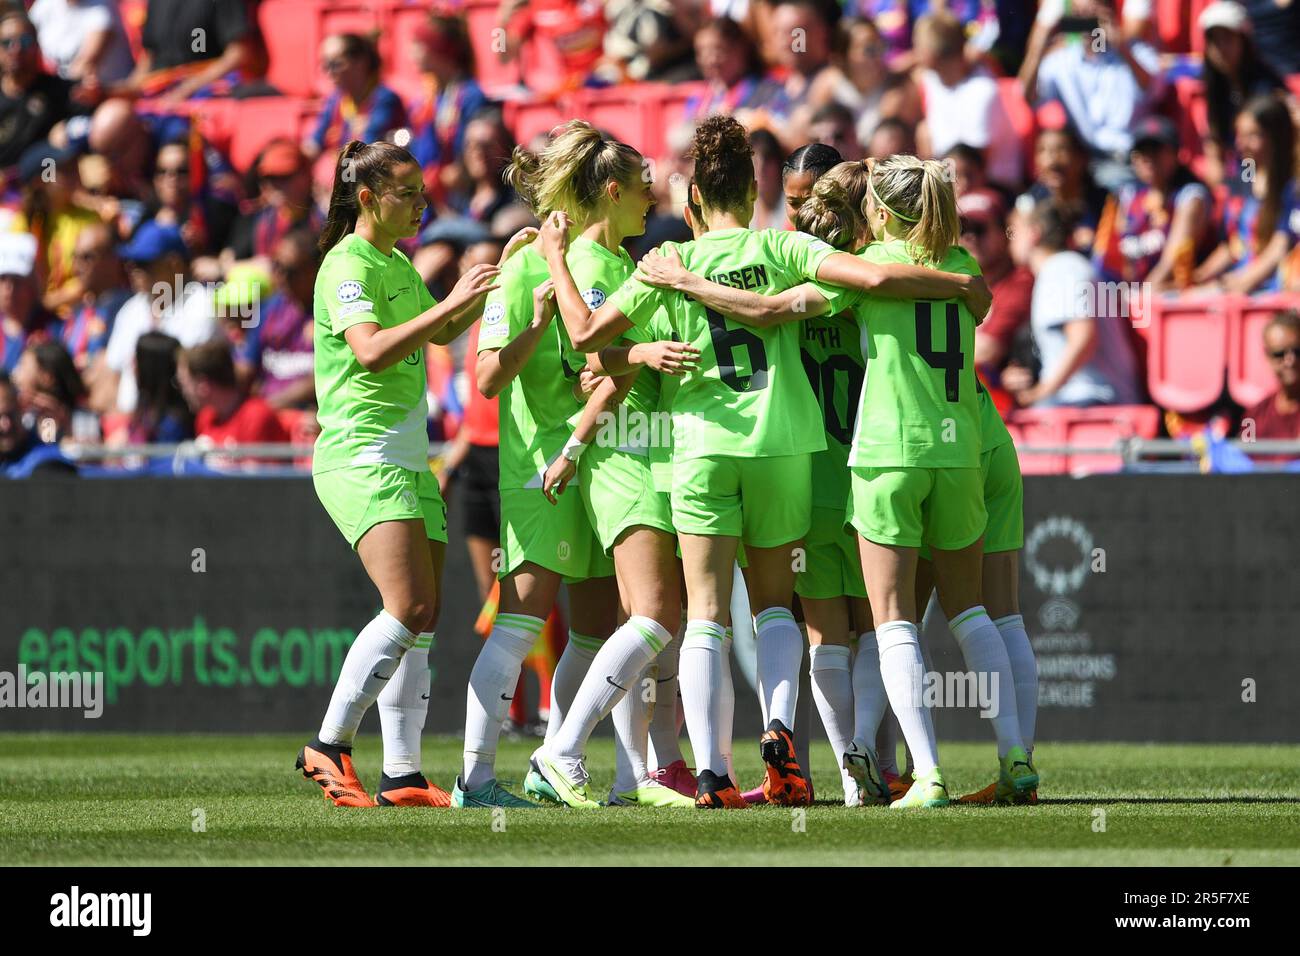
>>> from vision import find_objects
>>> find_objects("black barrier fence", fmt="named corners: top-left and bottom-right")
top-left (0, 475), bottom-right (1296, 740)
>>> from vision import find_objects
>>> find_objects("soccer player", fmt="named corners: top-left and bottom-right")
top-left (298, 140), bottom-right (504, 808)
top-left (454, 130), bottom-right (623, 808)
top-left (555, 118), bottom-right (991, 808)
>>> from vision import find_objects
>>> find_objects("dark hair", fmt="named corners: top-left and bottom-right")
top-left (422, 14), bottom-right (476, 77)
top-left (697, 16), bottom-right (760, 77)
top-left (319, 140), bottom-right (420, 253)
top-left (29, 341), bottom-right (86, 409)
top-left (332, 32), bottom-right (382, 79)
top-left (783, 142), bottom-right (842, 182)
top-left (870, 116), bottom-right (915, 154)
top-left (749, 129), bottom-right (782, 164)
top-left (1204, 33), bottom-right (1285, 147)
top-left (1266, 308), bottom-right (1300, 338)
top-left (943, 142), bottom-right (986, 172)
top-left (1037, 123), bottom-right (1088, 158)
top-left (810, 102), bottom-right (855, 129)
top-left (133, 332), bottom-right (191, 435)
top-left (1027, 200), bottom-right (1075, 252)
top-left (180, 339), bottom-right (238, 390)
top-left (1239, 94), bottom-right (1297, 250)
top-left (832, 15), bottom-right (881, 58)
top-left (688, 115), bottom-right (755, 214)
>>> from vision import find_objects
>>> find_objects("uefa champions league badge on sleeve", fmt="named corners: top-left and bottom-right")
top-left (582, 288), bottom-right (606, 310)
top-left (336, 280), bottom-right (364, 303)
top-left (484, 302), bottom-right (506, 325)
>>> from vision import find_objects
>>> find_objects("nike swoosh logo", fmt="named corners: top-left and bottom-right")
top-left (606, 676), bottom-right (626, 692)
top-left (373, 672), bottom-right (392, 681)
top-left (500, 693), bottom-right (513, 701)
top-left (388, 289), bottom-right (408, 301)
top-left (421, 693), bottom-right (430, 700)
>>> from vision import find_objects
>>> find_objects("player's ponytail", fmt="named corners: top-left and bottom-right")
top-left (688, 115), bottom-right (755, 216)
top-left (319, 139), bottom-right (419, 254)
top-left (507, 120), bottom-right (643, 221)
top-left (869, 154), bottom-right (959, 265)
top-left (503, 143), bottom-right (544, 217)
top-left (794, 160), bottom-right (872, 250)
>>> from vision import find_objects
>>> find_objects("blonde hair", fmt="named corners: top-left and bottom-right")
top-left (793, 160), bottom-right (872, 249)
top-left (869, 154), bottom-right (959, 265)
top-left (504, 120), bottom-right (643, 220)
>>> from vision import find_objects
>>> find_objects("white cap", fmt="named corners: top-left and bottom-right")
top-left (0, 233), bottom-right (37, 278)
top-left (1199, 1), bottom-right (1252, 35)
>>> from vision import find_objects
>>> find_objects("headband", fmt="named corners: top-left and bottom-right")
top-left (868, 174), bottom-right (919, 223)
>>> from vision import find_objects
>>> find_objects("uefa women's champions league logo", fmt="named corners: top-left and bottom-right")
top-left (1024, 515), bottom-right (1095, 630)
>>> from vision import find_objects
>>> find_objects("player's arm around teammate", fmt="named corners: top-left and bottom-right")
top-left (298, 140), bottom-right (499, 810)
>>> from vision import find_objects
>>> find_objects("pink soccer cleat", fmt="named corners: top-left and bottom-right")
top-left (648, 759), bottom-right (697, 797)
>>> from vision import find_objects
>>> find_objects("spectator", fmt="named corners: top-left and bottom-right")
top-left (406, 15), bottom-right (488, 192)
top-left (10, 338), bottom-right (86, 442)
top-left (1193, 95), bottom-right (1299, 295)
top-left (687, 16), bottom-right (781, 122)
top-left (781, 142), bottom-right (841, 224)
top-left (0, 233), bottom-right (60, 375)
top-left (0, 371), bottom-right (76, 476)
top-left (1240, 310), bottom-right (1300, 450)
top-left (1017, 125), bottom-right (1109, 254)
top-left (844, 0), bottom-right (912, 67)
top-left (442, 110), bottom-right (520, 224)
top-left (105, 330), bottom-right (190, 444)
top-left (233, 231), bottom-right (317, 410)
top-left (808, 17), bottom-right (919, 155)
top-left (226, 140), bottom-right (321, 264)
top-left (305, 34), bottom-right (407, 163)
top-left (1019, 0), bottom-right (1162, 191)
top-left (764, 0), bottom-right (836, 145)
top-left (10, 143), bottom-right (101, 316)
top-left (146, 141), bottom-right (227, 259)
top-left (960, 189), bottom-right (1035, 381)
top-left (1199, 2), bottom-right (1289, 188)
top-left (750, 128), bottom-right (786, 230)
top-left (177, 338), bottom-right (289, 451)
top-left (943, 142), bottom-right (990, 198)
top-left (913, 11), bottom-right (1022, 189)
top-left (111, 0), bottom-right (255, 103)
top-left (1239, 0), bottom-right (1300, 77)
top-left (94, 221), bottom-right (217, 413)
top-left (29, 0), bottom-right (135, 86)
top-left (866, 115), bottom-right (915, 158)
top-left (83, 98), bottom-right (153, 216)
top-left (808, 102), bottom-right (863, 161)
top-left (495, 0), bottom-right (607, 94)
top-left (0, 10), bottom-right (88, 169)
top-left (62, 221), bottom-right (129, 372)
top-left (1093, 116), bottom-right (1214, 292)
top-left (603, 0), bottom-right (700, 83)
top-left (1004, 200), bottom-right (1140, 408)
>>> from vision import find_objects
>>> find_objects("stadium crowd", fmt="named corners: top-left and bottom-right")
top-left (1, 0), bottom-right (1299, 478)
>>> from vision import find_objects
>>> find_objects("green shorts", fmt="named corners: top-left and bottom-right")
top-left (795, 505), bottom-right (868, 600)
top-left (671, 453), bottom-right (811, 547)
top-left (313, 463), bottom-right (448, 549)
top-left (848, 465), bottom-right (985, 551)
top-left (917, 443), bottom-right (1024, 560)
top-left (581, 446), bottom-right (674, 553)
top-left (499, 486), bottom-right (614, 583)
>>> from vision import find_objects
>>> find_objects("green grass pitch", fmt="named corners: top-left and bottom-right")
top-left (2, 735), bottom-right (1298, 866)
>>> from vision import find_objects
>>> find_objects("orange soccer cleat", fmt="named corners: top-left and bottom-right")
top-left (759, 720), bottom-right (811, 806)
top-left (957, 781), bottom-right (998, 804)
top-left (296, 741), bottom-right (375, 808)
top-left (695, 769), bottom-right (748, 809)
top-left (377, 773), bottom-right (453, 807)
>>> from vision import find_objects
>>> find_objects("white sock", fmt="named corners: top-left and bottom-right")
top-left (612, 662), bottom-right (653, 793)
top-left (680, 619), bottom-right (727, 776)
top-left (319, 610), bottom-right (416, 746)
top-left (755, 606), bottom-right (802, 729)
top-left (720, 627), bottom-right (736, 785)
top-left (950, 605), bottom-right (1024, 757)
top-left (377, 631), bottom-right (433, 776)
top-left (544, 630), bottom-right (602, 741)
top-left (876, 620), bottom-right (939, 775)
top-left (647, 630), bottom-right (685, 769)
top-left (809, 643), bottom-right (853, 767)
top-left (876, 708), bottom-right (899, 775)
top-left (551, 616), bottom-right (671, 759)
top-left (462, 613), bottom-right (542, 789)
top-left (995, 613), bottom-right (1038, 755)
top-left (852, 629), bottom-right (888, 752)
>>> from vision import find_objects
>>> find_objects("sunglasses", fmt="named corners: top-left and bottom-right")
top-left (1269, 346), bottom-right (1300, 361)
top-left (156, 166), bottom-right (190, 177)
top-left (321, 57), bottom-right (350, 72)
top-left (961, 220), bottom-right (988, 238)
top-left (0, 35), bottom-right (35, 51)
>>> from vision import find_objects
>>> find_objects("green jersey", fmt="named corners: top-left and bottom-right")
top-left (978, 383), bottom-right (1013, 452)
top-left (842, 240), bottom-right (983, 469)
top-left (800, 310), bottom-right (865, 508)
top-left (611, 227), bottom-right (835, 461)
top-left (478, 243), bottom-right (583, 490)
top-left (313, 234), bottom-right (437, 474)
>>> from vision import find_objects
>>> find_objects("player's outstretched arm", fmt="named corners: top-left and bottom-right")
top-left (430, 226), bottom-right (537, 346)
top-left (540, 211), bottom-right (636, 351)
top-left (815, 252), bottom-right (992, 322)
top-left (590, 340), bottom-right (700, 377)
top-left (477, 280), bottom-right (557, 398)
top-left (635, 248), bottom-right (831, 327)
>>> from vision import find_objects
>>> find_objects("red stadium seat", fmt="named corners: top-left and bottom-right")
top-left (503, 97), bottom-right (573, 149)
top-left (384, 1), bottom-right (436, 103)
top-left (226, 97), bottom-right (318, 174)
top-left (1145, 295), bottom-right (1229, 412)
top-left (1008, 406), bottom-right (1161, 474)
top-left (1230, 295), bottom-right (1300, 409)
top-left (573, 87), bottom-right (659, 157)
top-left (1189, 0), bottom-right (1216, 54)
top-left (1007, 410), bottom-right (1066, 475)
top-left (1171, 78), bottom-right (1208, 171)
top-left (259, 1), bottom-right (384, 99)
top-left (464, 0), bottom-right (521, 93)
top-left (1156, 0), bottom-right (1191, 54)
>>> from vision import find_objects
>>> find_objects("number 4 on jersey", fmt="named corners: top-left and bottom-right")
top-left (914, 301), bottom-right (963, 402)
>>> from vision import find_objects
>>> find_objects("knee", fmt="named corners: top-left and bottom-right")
top-left (390, 597), bottom-right (438, 636)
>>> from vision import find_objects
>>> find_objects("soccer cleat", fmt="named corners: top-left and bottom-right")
top-left (843, 741), bottom-right (890, 806)
top-left (376, 772), bottom-right (452, 807)
top-left (296, 741), bottom-right (374, 807)
top-left (889, 768), bottom-right (950, 808)
top-left (759, 720), bottom-right (811, 806)
top-left (523, 760), bottom-right (562, 804)
top-left (740, 783), bottom-right (767, 805)
top-left (528, 748), bottom-right (600, 808)
top-left (608, 780), bottom-right (697, 808)
top-left (957, 780), bottom-right (998, 804)
top-left (695, 769), bottom-right (748, 809)
top-left (450, 776), bottom-right (537, 808)
top-left (888, 773), bottom-right (913, 800)
top-left (648, 759), bottom-right (697, 797)
top-left (999, 746), bottom-right (1039, 804)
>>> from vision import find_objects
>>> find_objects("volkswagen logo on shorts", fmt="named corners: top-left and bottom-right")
top-left (557, 540), bottom-right (571, 561)
top-left (400, 489), bottom-right (418, 511)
